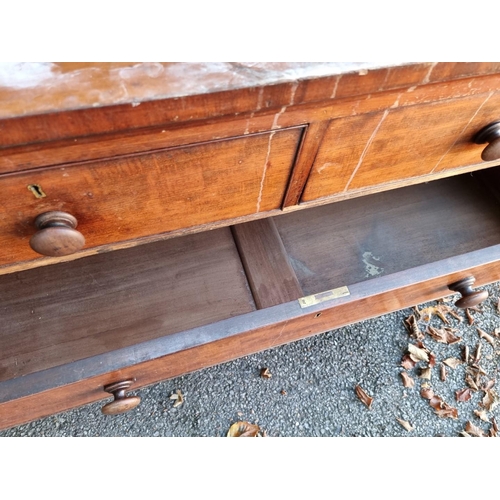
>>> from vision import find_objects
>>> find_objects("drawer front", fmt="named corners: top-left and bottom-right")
top-left (301, 91), bottom-right (500, 202)
top-left (0, 128), bottom-right (302, 271)
top-left (2, 247), bottom-right (500, 431)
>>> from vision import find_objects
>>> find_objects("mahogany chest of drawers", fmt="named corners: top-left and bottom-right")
top-left (2, 62), bottom-right (500, 429)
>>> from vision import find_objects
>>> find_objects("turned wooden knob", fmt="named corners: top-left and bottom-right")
top-left (474, 121), bottom-right (500, 161)
top-left (448, 276), bottom-right (488, 309)
top-left (29, 211), bottom-right (85, 257)
top-left (101, 380), bottom-right (141, 415)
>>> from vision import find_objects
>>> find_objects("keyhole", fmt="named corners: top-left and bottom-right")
top-left (27, 184), bottom-right (46, 199)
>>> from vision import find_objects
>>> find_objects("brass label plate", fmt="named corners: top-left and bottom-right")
top-left (298, 286), bottom-right (350, 308)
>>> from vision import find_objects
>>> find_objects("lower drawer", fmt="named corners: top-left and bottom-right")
top-left (2, 168), bottom-right (500, 429)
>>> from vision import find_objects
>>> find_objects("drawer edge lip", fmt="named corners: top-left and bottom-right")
top-left (2, 243), bottom-right (500, 404)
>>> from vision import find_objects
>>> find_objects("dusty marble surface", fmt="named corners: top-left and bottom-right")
top-left (0, 62), bottom-right (402, 119)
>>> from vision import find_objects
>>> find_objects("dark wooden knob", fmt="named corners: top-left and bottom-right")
top-left (102, 380), bottom-right (141, 415)
top-left (474, 121), bottom-right (500, 161)
top-left (29, 211), bottom-right (85, 257)
top-left (448, 276), bottom-right (488, 309)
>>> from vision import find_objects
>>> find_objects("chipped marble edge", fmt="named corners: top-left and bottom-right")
top-left (0, 62), bottom-right (407, 119)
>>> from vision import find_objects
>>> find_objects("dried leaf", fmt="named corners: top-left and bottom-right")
top-left (428, 394), bottom-right (459, 419)
top-left (474, 409), bottom-right (490, 422)
top-left (419, 367), bottom-right (432, 380)
top-left (418, 305), bottom-right (451, 324)
top-left (456, 388), bottom-right (473, 402)
top-left (440, 364), bottom-right (447, 381)
top-left (401, 354), bottom-right (416, 370)
top-left (169, 389), bottom-right (184, 408)
top-left (408, 343), bottom-right (429, 363)
top-left (427, 325), bottom-right (461, 344)
top-left (494, 327), bottom-right (500, 337)
top-left (474, 343), bottom-right (482, 364)
top-left (481, 379), bottom-right (495, 392)
top-left (260, 367), bottom-right (272, 379)
top-left (280, 389), bottom-right (287, 396)
top-left (400, 371), bottom-right (415, 388)
top-left (396, 418), bottom-right (414, 432)
top-left (355, 385), bottom-right (373, 409)
top-left (465, 375), bottom-right (479, 391)
top-left (465, 421), bottom-right (485, 437)
top-left (420, 384), bottom-right (434, 400)
top-left (462, 345), bottom-right (470, 363)
top-left (459, 431), bottom-right (472, 437)
top-left (443, 357), bottom-right (462, 369)
top-left (404, 314), bottom-right (423, 339)
top-left (466, 308), bottom-right (475, 325)
top-left (490, 417), bottom-right (498, 437)
top-left (227, 421), bottom-right (261, 437)
top-left (482, 389), bottom-right (500, 411)
top-left (477, 328), bottom-right (495, 346)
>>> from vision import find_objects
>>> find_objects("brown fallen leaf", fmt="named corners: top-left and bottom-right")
top-left (490, 417), bottom-right (498, 437)
top-left (474, 343), bottom-right (482, 364)
top-left (427, 325), bottom-right (461, 344)
top-left (481, 379), bottom-right (495, 392)
top-left (494, 327), bottom-right (500, 337)
top-left (465, 375), bottom-right (479, 391)
top-left (456, 388), bottom-right (473, 402)
top-left (400, 371), bottom-right (415, 388)
top-left (462, 345), bottom-right (470, 363)
top-left (466, 308), bottom-right (475, 325)
top-left (401, 354), bottom-right (416, 370)
top-left (418, 305), bottom-right (450, 324)
top-left (465, 421), bottom-right (485, 437)
top-left (428, 394), bottom-right (459, 419)
top-left (443, 357), bottom-right (462, 369)
top-left (396, 418), bottom-right (414, 432)
top-left (419, 367), bottom-right (432, 380)
top-left (459, 431), bottom-right (472, 437)
top-left (474, 409), bottom-right (490, 422)
top-left (170, 389), bottom-right (184, 408)
top-left (260, 367), bottom-right (272, 379)
top-left (420, 384), bottom-right (434, 400)
top-left (227, 421), bottom-right (261, 437)
top-left (482, 389), bottom-right (500, 411)
top-left (408, 343), bottom-right (429, 363)
top-left (477, 328), bottom-right (495, 346)
top-left (440, 364), bottom-right (447, 382)
top-left (404, 314), bottom-right (423, 339)
top-left (355, 385), bottom-right (373, 409)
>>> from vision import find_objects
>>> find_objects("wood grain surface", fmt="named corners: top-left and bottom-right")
top-left (277, 173), bottom-right (500, 295)
top-left (0, 227), bottom-right (255, 382)
top-left (301, 91), bottom-right (500, 202)
top-left (0, 128), bottom-right (302, 272)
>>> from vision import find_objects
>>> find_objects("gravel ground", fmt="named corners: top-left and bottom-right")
top-left (2, 282), bottom-right (500, 437)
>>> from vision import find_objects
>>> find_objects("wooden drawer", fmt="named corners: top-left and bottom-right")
top-left (0, 127), bottom-right (302, 274)
top-left (301, 91), bottom-right (500, 203)
top-left (2, 167), bottom-right (500, 429)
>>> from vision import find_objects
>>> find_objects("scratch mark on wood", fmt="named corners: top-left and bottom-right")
top-left (330, 75), bottom-right (342, 99)
top-left (431, 91), bottom-right (494, 173)
top-left (272, 319), bottom-right (289, 345)
top-left (271, 105), bottom-right (287, 129)
top-left (256, 132), bottom-right (275, 212)
top-left (390, 92), bottom-right (403, 109)
top-left (344, 109), bottom-right (390, 191)
top-left (289, 81), bottom-right (299, 105)
top-left (422, 62), bottom-right (438, 84)
top-left (244, 112), bottom-right (255, 134)
top-left (378, 68), bottom-right (391, 91)
top-left (256, 87), bottom-right (264, 110)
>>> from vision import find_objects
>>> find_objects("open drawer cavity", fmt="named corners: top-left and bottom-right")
top-left (2, 168), bottom-right (500, 429)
